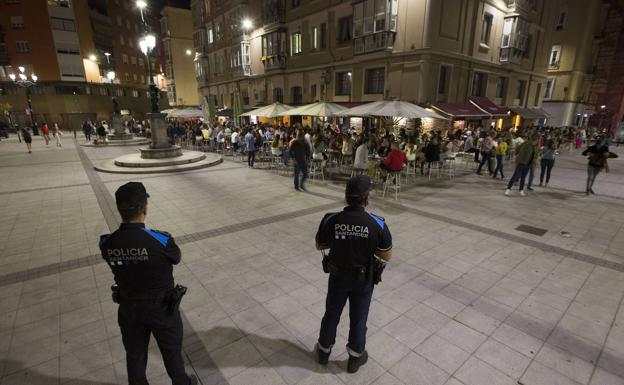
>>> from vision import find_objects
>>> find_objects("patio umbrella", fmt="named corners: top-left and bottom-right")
top-left (277, 101), bottom-right (347, 117)
top-left (336, 100), bottom-right (449, 120)
top-left (240, 102), bottom-right (294, 118)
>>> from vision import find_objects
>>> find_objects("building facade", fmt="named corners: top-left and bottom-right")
top-left (161, 5), bottom-right (200, 107)
top-left (0, 0), bottom-right (168, 131)
top-left (542, 0), bottom-right (624, 129)
top-left (192, 0), bottom-right (558, 129)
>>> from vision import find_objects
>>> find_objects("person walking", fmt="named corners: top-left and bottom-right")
top-left (539, 139), bottom-right (557, 187)
top-left (51, 123), bottom-right (63, 147)
top-left (21, 126), bottom-right (33, 153)
top-left (505, 135), bottom-right (538, 196)
top-left (315, 175), bottom-right (393, 373)
top-left (526, 137), bottom-right (541, 191)
top-left (493, 135), bottom-right (508, 180)
top-left (83, 121), bottom-right (93, 142)
top-left (476, 133), bottom-right (495, 176)
top-left (244, 129), bottom-right (256, 168)
top-left (290, 131), bottom-right (311, 191)
top-left (582, 137), bottom-right (619, 195)
top-left (40, 123), bottom-right (51, 146)
top-left (99, 182), bottom-right (197, 385)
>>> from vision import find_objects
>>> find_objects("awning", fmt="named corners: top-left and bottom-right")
top-left (432, 102), bottom-right (490, 119)
top-left (509, 107), bottom-right (551, 120)
top-left (469, 96), bottom-right (509, 117)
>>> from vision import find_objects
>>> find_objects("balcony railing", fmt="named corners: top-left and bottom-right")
top-left (261, 54), bottom-right (287, 71)
top-left (354, 31), bottom-right (395, 55)
top-left (549, 60), bottom-right (560, 70)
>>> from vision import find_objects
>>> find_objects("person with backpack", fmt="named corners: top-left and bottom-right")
top-left (582, 137), bottom-right (619, 195)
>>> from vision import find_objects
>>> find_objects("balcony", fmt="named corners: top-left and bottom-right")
top-left (548, 60), bottom-right (560, 70)
top-left (262, 54), bottom-right (287, 71)
top-left (354, 31), bottom-right (395, 55)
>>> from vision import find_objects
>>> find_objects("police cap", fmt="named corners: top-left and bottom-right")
top-left (346, 175), bottom-right (373, 197)
top-left (115, 182), bottom-right (150, 209)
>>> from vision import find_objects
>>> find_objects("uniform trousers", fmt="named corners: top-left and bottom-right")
top-left (318, 273), bottom-right (374, 356)
top-left (118, 300), bottom-right (190, 385)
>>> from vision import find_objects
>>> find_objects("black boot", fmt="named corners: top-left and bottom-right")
top-left (347, 350), bottom-right (368, 373)
top-left (316, 344), bottom-right (330, 365)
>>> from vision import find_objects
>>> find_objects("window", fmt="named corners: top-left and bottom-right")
top-left (534, 83), bottom-right (542, 105)
top-left (291, 86), bottom-right (302, 104)
top-left (141, 75), bottom-right (145, 83)
top-left (291, 0), bottom-right (301, 8)
top-left (124, 72), bottom-right (130, 81)
top-left (338, 16), bottom-right (353, 44)
top-left (116, 16), bottom-right (122, 26)
top-left (120, 35), bottom-right (125, 45)
top-left (138, 58), bottom-right (144, 67)
top-left (495, 77), bottom-right (507, 99)
top-left (291, 32), bottom-right (302, 55)
top-left (311, 27), bottom-right (318, 50)
top-left (128, 40), bottom-right (133, 49)
top-left (131, 56), bottom-right (136, 65)
top-left (15, 41), bottom-right (30, 53)
top-left (126, 19), bottom-right (131, 29)
top-left (549, 45), bottom-right (561, 68)
top-left (273, 87), bottom-right (283, 103)
top-left (544, 78), bottom-right (555, 99)
top-left (133, 73), bottom-right (138, 82)
top-left (320, 23), bottom-right (327, 49)
top-left (207, 28), bottom-right (214, 44)
top-left (132, 90), bottom-right (140, 97)
top-left (10, 16), bottom-right (24, 29)
top-left (335, 71), bottom-right (352, 96)
top-left (122, 54), bottom-right (128, 64)
top-left (365, 67), bottom-right (384, 94)
top-left (437, 65), bottom-right (451, 96)
top-left (310, 84), bottom-right (317, 100)
top-left (471, 72), bottom-right (487, 97)
top-left (556, 6), bottom-right (567, 31)
top-left (48, 0), bottom-right (70, 7)
top-left (50, 17), bottom-right (75, 31)
top-left (481, 13), bottom-right (493, 45)
top-left (516, 79), bottom-right (526, 100)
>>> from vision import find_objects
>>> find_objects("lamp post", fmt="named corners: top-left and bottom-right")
top-left (107, 70), bottom-right (120, 114)
top-left (139, 34), bottom-right (159, 113)
top-left (9, 66), bottom-right (38, 135)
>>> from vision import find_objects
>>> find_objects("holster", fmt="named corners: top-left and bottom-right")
top-left (165, 284), bottom-right (187, 315)
top-left (111, 284), bottom-right (120, 304)
top-left (371, 258), bottom-right (387, 285)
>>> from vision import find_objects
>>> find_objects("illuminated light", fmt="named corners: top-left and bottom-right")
top-left (242, 19), bottom-right (253, 30)
top-left (89, 54), bottom-right (97, 61)
top-left (136, 0), bottom-right (147, 8)
top-left (185, 49), bottom-right (192, 55)
top-left (18, 66), bottom-right (25, 73)
top-left (19, 73), bottom-right (27, 81)
top-left (107, 71), bottom-right (116, 81)
top-left (600, 105), bottom-right (606, 109)
top-left (9, 73), bottom-right (16, 81)
top-left (347, 72), bottom-right (352, 77)
top-left (31, 74), bottom-right (37, 82)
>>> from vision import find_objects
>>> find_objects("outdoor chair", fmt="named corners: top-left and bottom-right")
top-left (310, 159), bottom-right (325, 182)
top-left (382, 170), bottom-right (402, 200)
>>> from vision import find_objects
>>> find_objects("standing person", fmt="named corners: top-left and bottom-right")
top-left (41, 123), bottom-right (51, 146)
top-left (526, 137), bottom-right (541, 191)
top-left (476, 133), bottom-right (495, 175)
top-left (582, 138), bottom-right (619, 195)
top-left (244, 129), bottom-right (256, 168)
top-left (21, 126), bottom-right (33, 153)
top-left (99, 182), bottom-right (197, 385)
top-left (539, 139), bottom-right (557, 187)
top-left (505, 135), bottom-right (537, 196)
top-left (51, 123), bottom-right (63, 147)
top-left (231, 129), bottom-right (240, 153)
top-left (290, 131), bottom-right (311, 191)
top-left (493, 135), bottom-right (508, 180)
top-left (315, 175), bottom-right (393, 373)
top-left (97, 122), bottom-right (107, 144)
top-left (83, 121), bottom-right (92, 142)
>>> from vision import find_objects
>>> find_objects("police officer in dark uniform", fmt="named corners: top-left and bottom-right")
top-left (315, 175), bottom-right (393, 373)
top-left (99, 182), bottom-right (197, 385)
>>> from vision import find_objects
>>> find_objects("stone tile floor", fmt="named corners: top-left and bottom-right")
top-left (0, 134), bottom-right (623, 385)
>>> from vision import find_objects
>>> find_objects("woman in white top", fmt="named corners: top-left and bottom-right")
top-left (353, 139), bottom-right (369, 171)
top-left (52, 123), bottom-right (63, 147)
top-left (271, 135), bottom-right (283, 156)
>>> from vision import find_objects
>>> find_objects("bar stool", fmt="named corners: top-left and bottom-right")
top-left (382, 170), bottom-right (402, 200)
top-left (310, 159), bottom-right (325, 182)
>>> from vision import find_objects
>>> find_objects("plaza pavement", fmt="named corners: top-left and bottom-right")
top-left (0, 134), bottom-right (623, 385)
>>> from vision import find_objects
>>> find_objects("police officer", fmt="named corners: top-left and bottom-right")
top-left (99, 182), bottom-right (197, 385)
top-left (315, 175), bottom-right (393, 373)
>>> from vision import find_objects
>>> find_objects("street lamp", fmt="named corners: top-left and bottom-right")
top-left (106, 70), bottom-right (120, 114)
top-left (104, 52), bottom-right (111, 64)
top-left (136, 0), bottom-right (147, 24)
top-left (9, 66), bottom-right (39, 135)
top-left (88, 54), bottom-right (97, 62)
top-left (242, 19), bottom-right (253, 31)
top-left (139, 34), bottom-right (159, 113)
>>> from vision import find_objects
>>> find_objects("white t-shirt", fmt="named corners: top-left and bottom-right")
top-left (231, 132), bottom-right (239, 143)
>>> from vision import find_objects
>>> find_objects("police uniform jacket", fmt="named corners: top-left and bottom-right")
top-left (100, 223), bottom-right (180, 296)
top-left (316, 206), bottom-right (392, 271)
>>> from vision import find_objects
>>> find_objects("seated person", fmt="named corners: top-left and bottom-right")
top-left (353, 140), bottom-right (369, 171)
top-left (380, 142), bottom-right (407, 174)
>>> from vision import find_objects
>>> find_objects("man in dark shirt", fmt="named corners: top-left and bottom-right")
top-left (582, 137), bottom-right (619, 195)
top-left (99, 182), bottom-right (196, 385)
top-left (315, 175), bottom-right (393, 373)
top-left (290, 131), bottom-right (311, 191)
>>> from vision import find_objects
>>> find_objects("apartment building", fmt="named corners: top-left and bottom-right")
top-left (0, 0), bottom-right (168, 130)
top-left (161, 5), bottom-right (200, 107)
top-left (192, 0), bottom-right (558, 129)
